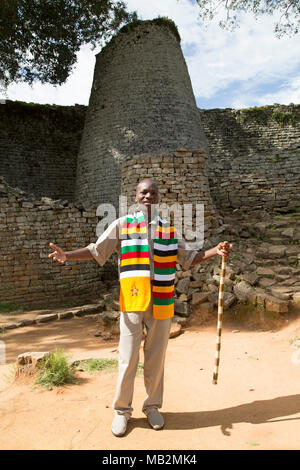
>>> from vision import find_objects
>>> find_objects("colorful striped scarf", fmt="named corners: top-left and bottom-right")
top-left (119, 210), bottom-right (178, 320)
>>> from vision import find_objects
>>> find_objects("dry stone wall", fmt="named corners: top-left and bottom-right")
top-left (199, 105), bottom-right (300, 212)
top-left (0, 177), bottom-right (116, 308)
top-left (2, 101), bottom-right (299, 216)
top-left (0, 100), bottom-right (85, 200)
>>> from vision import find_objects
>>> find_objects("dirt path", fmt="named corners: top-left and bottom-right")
top-left (0, 313), bottom-right (300, 450)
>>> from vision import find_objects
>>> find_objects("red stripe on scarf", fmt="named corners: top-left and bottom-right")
top-left (152, 291), bottom-right (174, 299)
top-left (154, 261), bottom-right (177, 269)
top-left (123, 221), bottom-right (146, 229)
top-left (155, 231), bottom-right (176, 239)
top-left (121, 251), bottom-right (149, 260)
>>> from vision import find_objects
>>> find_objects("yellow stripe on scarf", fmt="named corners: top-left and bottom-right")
top-left (121, 257), bottom-right (150, 266)
top-left (152, 284), bottom-right (174, 293)
top-left (153, 303), bottom-right (174, 320)
top-left (121, 227), bottom-right (147, 235)
top-left (156, 226), bottom-right (176, 233)
top-left (153, 255), bottom-right (177, 263)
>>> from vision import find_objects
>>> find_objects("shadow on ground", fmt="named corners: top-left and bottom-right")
top-left (127, 394), bottom-right (300, 436)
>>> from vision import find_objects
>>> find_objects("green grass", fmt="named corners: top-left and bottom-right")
top-left (269, 154), bottom-right (287, 163)
top-left (136, 362), bottom-right (144, 376)
top-left (0, 302), bottom-right (20, 313)
top-left (73, 358), bottom-right (118, 373)
top-left (0, 302), bottom-right (29, 313)
top-left (73, 358), bottom-right (144, 376)
top-left (35, 349), bottom-right (77, 390)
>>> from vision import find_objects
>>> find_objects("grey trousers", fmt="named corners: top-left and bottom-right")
top-left (112, 299), bottom-right (172, 417)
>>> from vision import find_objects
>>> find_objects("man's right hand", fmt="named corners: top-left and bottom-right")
top-left (48, 242), bottom-right (67, 264)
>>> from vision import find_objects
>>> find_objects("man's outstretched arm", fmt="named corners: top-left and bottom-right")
top-left (48, 218), bottom-right (121, 266)
top-left (191, 242), bottom-right (232, 266)
top-left (48, 242), bottom-right (93, 264)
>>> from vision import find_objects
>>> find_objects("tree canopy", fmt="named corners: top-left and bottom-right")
top-left (0, 0), bottom-right (137, 89)
top-left (196, 0), bottom-right (300, 37)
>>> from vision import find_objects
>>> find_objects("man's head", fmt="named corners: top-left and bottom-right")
top-left (135, 179), bottom-right (159, 209)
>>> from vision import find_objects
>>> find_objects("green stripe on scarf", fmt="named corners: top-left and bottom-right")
top-left (121, 244), bottom-right (149, 253)
top-left (153, 297), bottom-right (174, 306)
top-left (154, 267), bottom-right (176, 275)
top-left (155, 238), bottom-right (178, 245)
top-left (125, 215), bottom-right (145, 224)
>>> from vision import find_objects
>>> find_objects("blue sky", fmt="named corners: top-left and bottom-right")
top-left (2, 0), bottom-right (300, 109)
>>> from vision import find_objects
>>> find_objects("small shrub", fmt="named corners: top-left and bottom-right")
top-left (271, 110), bottom-right (297, 126)
top-left (119, 17), bottom-right (181, 42)
top-left (35, 349), bottom-right (77, 389)
top-left (238, 106), bottom-right (268, 124)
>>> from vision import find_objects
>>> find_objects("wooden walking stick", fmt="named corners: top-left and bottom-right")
top-left (212, 242), bottom-right (228, 385)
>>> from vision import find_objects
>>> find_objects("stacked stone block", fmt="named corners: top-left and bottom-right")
top-left (0, 178), bottom-right (116, 308)
top-left (0, 101), bottom-right (85, 200)
top-left (200, 104), bottom-right (300, 212)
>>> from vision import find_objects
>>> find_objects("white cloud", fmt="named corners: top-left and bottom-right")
top-left (258, 79), bottom-right (300, 106)
top-left (183, 11), bottom-right (300, 103)
top-left (232, 76), bottom-right (300, 109)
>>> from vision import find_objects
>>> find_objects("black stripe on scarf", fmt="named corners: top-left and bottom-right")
top-left (151, 279), bottom-right (174, 286)
top-left (154, 249), bottom-right (178, 257)
top-left (120, 264), bottom-right (150, 273)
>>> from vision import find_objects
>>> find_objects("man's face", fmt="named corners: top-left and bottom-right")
top-left (135, 180), bottom-right (159, 209)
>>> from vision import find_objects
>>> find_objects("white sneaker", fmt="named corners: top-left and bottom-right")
top-left (111, 414), bottom-right (129, 437)
top-left (145, 408), bottom-right (164, 430)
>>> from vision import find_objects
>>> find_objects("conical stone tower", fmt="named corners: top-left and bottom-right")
top-left (75, 19), bottom-right (217, 239)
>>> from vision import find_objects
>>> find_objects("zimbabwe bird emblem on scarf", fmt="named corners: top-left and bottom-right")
top-left (131, 285), bottom-right (139, 296)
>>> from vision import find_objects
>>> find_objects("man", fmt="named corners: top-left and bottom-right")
top-left (49, 178), bottom-right (232, 436)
